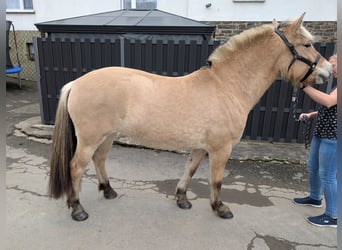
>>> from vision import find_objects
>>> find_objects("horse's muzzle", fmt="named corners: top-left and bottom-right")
top-left (315, 62), bottom-right (333, 84)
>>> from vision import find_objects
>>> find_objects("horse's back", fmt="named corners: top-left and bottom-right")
top-left (68, 67), bottom-right (185, 115)
top-left (67, 67), bottom-right (203, 148)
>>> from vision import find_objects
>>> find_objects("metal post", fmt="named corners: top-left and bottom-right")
top-left (120, 37), bottom-right (125, 67)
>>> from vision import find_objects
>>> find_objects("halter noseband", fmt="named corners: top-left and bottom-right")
top-left (275, 27), bottom-right (321, 83)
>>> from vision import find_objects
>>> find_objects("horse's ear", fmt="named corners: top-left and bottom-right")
top-left (293, 12), bottom-right (306, 31)
top-left (272, 18), bottom-right (279, 28)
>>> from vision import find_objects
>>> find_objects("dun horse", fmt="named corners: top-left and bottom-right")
top-left (49, 14), bottom-right (332, 221)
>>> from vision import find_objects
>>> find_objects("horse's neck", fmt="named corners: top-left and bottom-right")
top-left (213, 46), bottom-right (280, 111)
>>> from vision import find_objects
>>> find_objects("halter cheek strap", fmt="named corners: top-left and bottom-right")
top-left (275, 27), bottom-right (321, 83)
top-left (298, 54), bottom-right (320, 83)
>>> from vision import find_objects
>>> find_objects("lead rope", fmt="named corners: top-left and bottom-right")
top-left (302, 115), bottom-right (312, 149)
top-left (292, 87), bottom-right (311, 149)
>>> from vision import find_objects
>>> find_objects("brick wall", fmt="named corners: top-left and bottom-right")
top-left (208, 21), bottom-right (337, 43)
top-left (304, 21), bottom-right (337, 42)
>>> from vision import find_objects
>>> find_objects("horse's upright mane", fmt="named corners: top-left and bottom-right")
top-left (208, 24), bottom-right (274, 65)
top-left (208, 20), bottom-right (313, 66)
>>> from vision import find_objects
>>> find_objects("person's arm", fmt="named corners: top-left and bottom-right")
top-left (302, 86), bottom-right (337, 108)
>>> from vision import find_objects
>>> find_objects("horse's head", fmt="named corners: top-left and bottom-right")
top-left (273, 13), bottom-right (332, 87)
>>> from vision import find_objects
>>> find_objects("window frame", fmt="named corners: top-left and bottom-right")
top-left (122, 0), bottom-right (157, 9)
top-left (6, 0), bottom-right (35, 13)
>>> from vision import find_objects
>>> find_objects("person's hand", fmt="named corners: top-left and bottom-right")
top-left (299, 113), bottom-right (310, 121)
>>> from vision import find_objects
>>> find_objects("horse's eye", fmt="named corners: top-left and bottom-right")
top-left (304, 43), bottom-right (311, 48)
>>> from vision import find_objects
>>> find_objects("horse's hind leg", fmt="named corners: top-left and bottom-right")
top-left (176, 149), bottom-right (206, 209)
top-left (209, 146), bottom-right (233, 219)
top-left (68, 144), bottom-right (96, 221)
top-left (92, 135), bottom-right (117, 199)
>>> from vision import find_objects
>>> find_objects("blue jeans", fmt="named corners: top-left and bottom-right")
top-left (307, 136), bottom-right (337, 217)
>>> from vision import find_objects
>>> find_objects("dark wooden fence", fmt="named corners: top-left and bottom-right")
top-left (34, 37), bottom-right (336, 143)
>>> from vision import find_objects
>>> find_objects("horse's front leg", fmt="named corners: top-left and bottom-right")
top-left (209, 147), bottom-right (233, 219)
top-left (176, 149), bottom-right (206, 209)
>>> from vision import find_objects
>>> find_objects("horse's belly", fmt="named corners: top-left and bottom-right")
top-left (117, 118), bottom-right (207, 152)
top-left (118, 135), bottom-right (197, 152)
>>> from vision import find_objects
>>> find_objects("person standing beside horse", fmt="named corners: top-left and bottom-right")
top-left (293, 54), bottom-right (337, 227)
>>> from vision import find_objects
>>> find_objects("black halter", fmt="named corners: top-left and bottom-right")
top-left (275, 27), bottom-right (321, 83)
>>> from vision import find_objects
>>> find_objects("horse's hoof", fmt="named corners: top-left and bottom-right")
top-left (212, 201), bottom-right (234, 219)
top-left (177, 199), bottom-right (192, 209)
top-left (104, 188), bottom-right (118, 199)
top-left (100, 183), bottom-right (118, 199)
top-left (71, 210), bottom-right (89, 221)
top-left (218, 210), bottom-right (234, 219)
top-left (70, 200), bottom-right (89, 221)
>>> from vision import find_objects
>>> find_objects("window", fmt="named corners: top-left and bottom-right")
top-left (123, 0), bottom-right (157, 9)
top-left (6, 0), bottom-right (33, 11)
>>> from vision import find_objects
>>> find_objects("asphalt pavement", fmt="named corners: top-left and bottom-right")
top-left (6, 79), bottom-right (337, 250)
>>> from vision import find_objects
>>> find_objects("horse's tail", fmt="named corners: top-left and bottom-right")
top-left (48, 81), bottom-right (76, 199)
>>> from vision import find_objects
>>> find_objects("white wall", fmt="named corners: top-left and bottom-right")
top-left (6, 0), bottom-right (337, 30)
top-left (6, 0), bottom-right (121, 30)
top-left (159, 0), bottom-right (337, 22)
